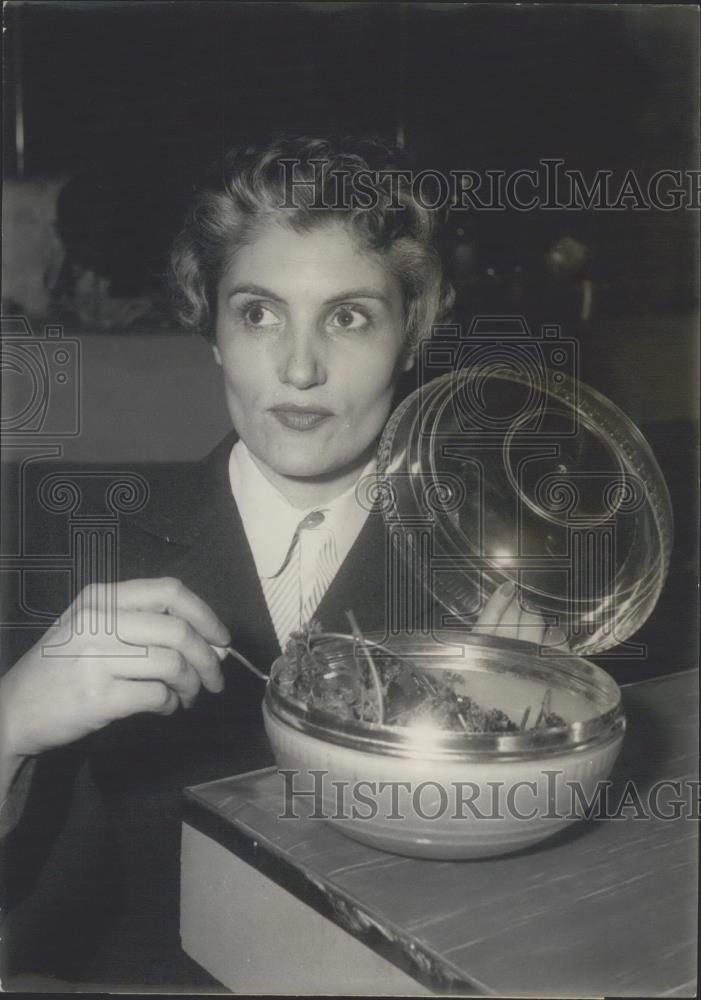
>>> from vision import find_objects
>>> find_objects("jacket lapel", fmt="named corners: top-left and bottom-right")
top-left (130, 432), bottom-right (280, 674)
top-left (129, 434), bottom-right (396, 671)
top-left (313, 508), bottom-right (389, 636)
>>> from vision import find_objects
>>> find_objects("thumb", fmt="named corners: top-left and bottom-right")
top-left (543, 625), bottom-right (570, 650)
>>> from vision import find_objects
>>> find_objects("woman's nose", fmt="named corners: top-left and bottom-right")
top-left (278, 330), bottom-right (327, 389)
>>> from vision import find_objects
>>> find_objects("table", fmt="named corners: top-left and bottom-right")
top-left (181, 670), bottom-right (698, 996)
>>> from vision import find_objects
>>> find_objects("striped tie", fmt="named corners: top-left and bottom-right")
top-left (262, 510), bottom-right (339, 649)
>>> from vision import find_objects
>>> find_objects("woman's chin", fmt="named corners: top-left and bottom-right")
top-left (246, 449), bottom-right (373, 507)
top-left (245, 431), bottom-right (378, 488)
top-left (271, 458), bottom-right (349, 482)
top-left (263, 446), bottom-right (372, 485)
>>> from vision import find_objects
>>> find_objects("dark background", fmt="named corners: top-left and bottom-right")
top-left (4, 3), bottom-right (698, 177)
top-left (3, 1), bottom-right (699, 315)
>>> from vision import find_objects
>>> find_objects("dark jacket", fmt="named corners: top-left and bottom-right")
top-left (2, 432), bottom-right (401, 986)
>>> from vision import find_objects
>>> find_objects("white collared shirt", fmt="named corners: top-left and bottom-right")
top-left (228, 440), bottom-right (375, 644)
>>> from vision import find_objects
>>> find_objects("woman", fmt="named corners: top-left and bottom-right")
top-left (0, 136), bottom-right (544, 983)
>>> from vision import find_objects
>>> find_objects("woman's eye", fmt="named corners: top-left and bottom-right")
top-left (243, 302), bottom-right (280, 328)
top-left (329, 306), bottom-right (369, 330)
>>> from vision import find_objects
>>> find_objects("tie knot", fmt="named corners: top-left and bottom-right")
top-left (299, 510), bottom-right (325, 531)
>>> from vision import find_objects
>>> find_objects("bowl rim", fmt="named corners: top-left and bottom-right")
top-left (264, 630), bottom-right (626, 762)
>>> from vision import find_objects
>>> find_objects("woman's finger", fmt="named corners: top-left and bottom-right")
top-left (516, 609), bottom-right (547, 644)
top-left (109, 610), bottom-right (224, 693)
top-left (472, 581), bottom-right (517, 634)
top-left (495, 590), bottom-right (522, 638)
top-left (486, 592), bottom-right (547, 642)
top-left (543, 625), bottom-right (571, 650)
top-left (69, 579), bottom-right (231, 647)
top-left (110, 678), bottom-right (181, 719)
top-left (473, 583), bottom-right (547, 644)
top-left (125, 646), bottom-right (202, 708)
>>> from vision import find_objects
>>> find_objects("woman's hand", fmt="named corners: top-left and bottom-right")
top-left (0, 578), bottom-right (231, 780)
top-left (473, 580), bottom-right (548, 644)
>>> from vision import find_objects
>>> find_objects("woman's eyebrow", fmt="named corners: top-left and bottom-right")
top-left (323, 289), bottom-right (388, 305)
top-left (227, 285), bottom-right (388, 306)
top-left (227, 283), bottom-right (287, 303)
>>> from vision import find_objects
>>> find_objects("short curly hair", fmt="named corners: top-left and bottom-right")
top-left (169, 135), bottom-right (454, 348)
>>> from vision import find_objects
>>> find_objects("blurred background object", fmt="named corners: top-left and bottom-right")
top-left (2, 177), bottom-right (66, 317)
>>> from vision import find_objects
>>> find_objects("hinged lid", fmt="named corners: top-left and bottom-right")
top-left (376, 367), bottom-right (673, 655)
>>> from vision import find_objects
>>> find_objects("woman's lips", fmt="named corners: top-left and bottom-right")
top-left (269, 406), bottom-right (333, 431)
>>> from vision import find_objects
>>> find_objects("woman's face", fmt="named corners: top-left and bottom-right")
top-left (213, 219), bottom-right (413, 500)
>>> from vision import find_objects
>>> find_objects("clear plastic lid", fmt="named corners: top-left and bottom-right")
top-left (375, 368), bottom-right (673, 655)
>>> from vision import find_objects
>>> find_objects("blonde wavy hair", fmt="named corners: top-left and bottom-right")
top-left (169, 135), bottom-right (454, 349)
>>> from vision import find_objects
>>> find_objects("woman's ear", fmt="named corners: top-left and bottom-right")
top-left (402, 346), bottom-right (417, 372)
top-left (212, 344), bottom-right (222, 367)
